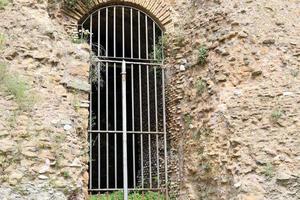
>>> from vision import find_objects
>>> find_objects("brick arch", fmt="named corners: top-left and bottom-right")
top-left (62, 0), bottom-right (172, 30)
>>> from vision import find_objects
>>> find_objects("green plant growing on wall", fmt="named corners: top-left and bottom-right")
top-left (201, 162), bottom-right (212, 173)
top-left (64, 0), bottom-right (77, 8)
top-left (64, 0), bottom-right (92, 9)
top-left (0, 63), bottom-right (37, 111)
top-left (183, 113), bottom-right (192, 128)
top-left (84, 0), bottom-right (93, 7)
top-left (0, 0), bottom-right (9, 9)
top-left (193, 126), bottom-right (212, 140)
top-left (198, 45), bottom-right (208, 65)
top-left (262, 163), bottom-right (275, 178)
top-left (72, 29), bottom-right (91, 44)
top-left (90, 115), bottom-right (97, 128)
top-left (199, 160), bottom-right (220, 182)
top-left (290, 69), bottom-right (299, 77)
top-left (90, 191), bottom-right (165, 200)
top-left (150, 36), bottom-right (167, 63)
top-left (270, 109), bottom-right (282, 123)
top-left (195, 78), bottom-right (206, 95)
top-left (90, 53), bottom-right (105, 86)
top-left (0, 33), bottom-right (5, 49)
top-left (73, 96), bottom-right (80, 112)
top-left (54, 133), bottom-right (67, 144)
top-left (62, 171), bottom-right (70, 179)
top-left (7, 110), bottom-right (18, 128)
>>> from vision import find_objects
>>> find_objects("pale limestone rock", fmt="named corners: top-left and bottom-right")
top-left (0, 139), bottom-right (16, 153)
top-left (8, 171), bottom-right (23, 186)
top-left (38, 159), bottom-right (50, 174)
top-left (63, 124), bottom-right (72, 131)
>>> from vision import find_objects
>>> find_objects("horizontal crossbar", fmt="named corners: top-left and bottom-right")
top-left (96, 59), bottom-right (163, 66)
top-left (88, 130), bottom-right (165, 135)
top-left (89, 188), bottom-right (166, 192)
top-left (97, 56), bottom-right (161, 63)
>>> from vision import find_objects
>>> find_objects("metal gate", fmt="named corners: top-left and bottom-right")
top-left (79, 5), bottom-right (168, 198)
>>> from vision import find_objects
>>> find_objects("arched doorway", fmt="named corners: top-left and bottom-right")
top-left (79, 4), bottom-right (168, 197)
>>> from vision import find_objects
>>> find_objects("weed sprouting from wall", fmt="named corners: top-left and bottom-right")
top-left (290, 69), bottom-right (299, 77)
top-left (193, 126), bottom-right (212, 140)
top-left (0, 0), bottom-right (9, 9)
top-left (262, 163), bottom-right (275, 178)
top-left (72, 93), bottom-right (81, 112)
top-left (90, 191), bottom-right (165, 200)
top-left (64, 0), bottom-right (77, 8)
top-left (270, 109), bottom-right (282, 123)
top-left (183, 114), bottom-right (192, 128)
top-left (195, 78), bottom-right (207, 95)
top-left (0, 63), bottom-right (37, 111)
top-left (0, 33), bottom-right (5, 50)
top-left (62, 171), bottom-right (70, 179)
top-left (72, 29), bottom-right (91, 44)
top-left (64, 0), bottom-right (93, 9)
top-left (198, 46), bottom-right (208, 65)
top-left (150, 36), bottom-right (167, 63)
top-left (90, 52), bottom-right (105, 87)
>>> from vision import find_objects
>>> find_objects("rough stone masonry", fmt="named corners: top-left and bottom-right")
top-left (0, 0), bottom-right (299, 200)
top-left (0, 1), bottom-right (90, 199)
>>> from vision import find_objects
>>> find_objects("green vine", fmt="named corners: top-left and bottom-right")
top-left (64, 0), bottom-right (93, 9)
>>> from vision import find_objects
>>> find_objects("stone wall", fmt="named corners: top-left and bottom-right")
top-left (165, 0), bottom-right (300, 199)
top-left (0, 1), bottom-right (90, 199)
top-left (0, 0), bottom-right (299, 200)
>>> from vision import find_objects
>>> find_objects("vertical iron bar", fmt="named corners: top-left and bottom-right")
top-left (122, 8), bottom-right (128, 200)
top-left (138, 10), bottom-right (144, 188)
top-left (145, 15), bottom-right (149, 58)
top-left (106, 7), bottom-right (108, 57)
top-left (105, 7), bottom-right (109, 189)
top-left (89, 14), bottom-right (93, 190)
top-left (154, 67), bottom-right (160, 187)
top-left (113, 6), bottom-right (117, 189)
top-left (153, 21), bottom-right (156, 60)
top-left (162, 32), bottom-right (167, 196)
top-left (78, 24), bottom-right (83, 40)
top-left (162, 68), bottom-right (168, 197)
top-left (122, 60), bottom-right (128, 200)
top-left (153, 22), bottom-right (160, 187)
top-left (97, 9), bottom-right (101, 190)
top-left (130, 7), bottom-right (136, 189)
top-left (98, 10), bottom-right (100, 56)
top-left (122, 6), bottom-right (125, 58)
top-left (145, 15), bottom-right (152, 188)
top-left (89, 15), bottom-right (93, 47)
